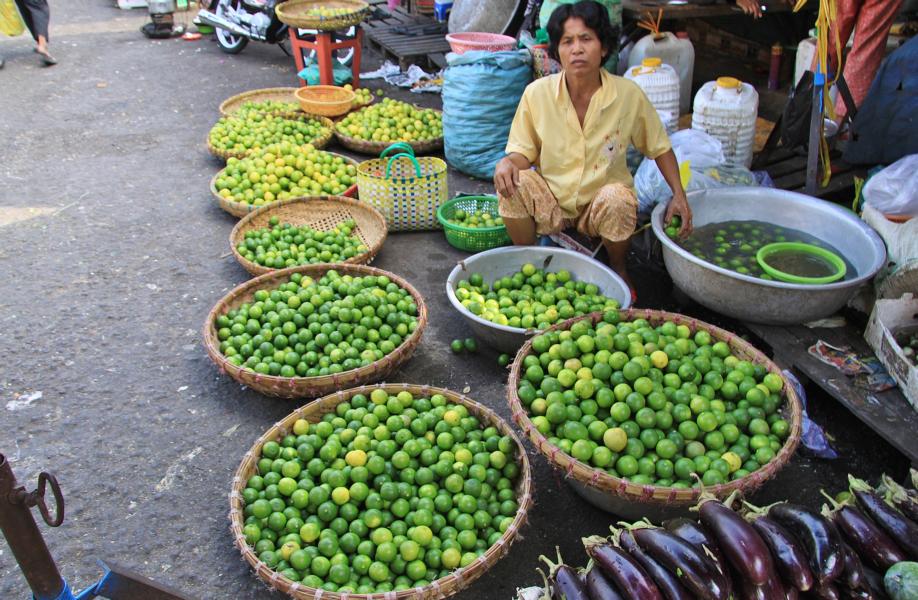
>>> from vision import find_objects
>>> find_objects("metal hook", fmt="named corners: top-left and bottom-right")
top-left (36, 472), bottom-right (65, 527)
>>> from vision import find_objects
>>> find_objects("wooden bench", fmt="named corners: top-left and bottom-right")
top-left (362, 4), bottom-right (451, 70)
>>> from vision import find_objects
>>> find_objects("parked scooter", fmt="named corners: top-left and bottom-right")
top-left (197, 0), bottom-right (289, 54)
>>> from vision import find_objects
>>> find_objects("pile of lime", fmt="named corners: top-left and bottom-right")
top-left (234, 99), bottom-right (300, 118)
top-left (239, 389), bottom-right (522, 593)
top-left (209, 113), bottom-right (330, 157)
top-left (448, 208), bottom-right (503, 229)
top-left (454, 263), bottom-right (621, 329)
top-left (344, 84), bottom-right (374, 108)
top-left (515, 310), bottom-right (791, 487)
top-left (216, 270), bottom-right (419, 378)
top-left (237, 217), bottom-right (368, 269)
top-left (215, 142), bottom-right (356, 207)
top-left (305, 6), bottom-right (357, 17)
top-left (336, 99), bottom-right (442, 144)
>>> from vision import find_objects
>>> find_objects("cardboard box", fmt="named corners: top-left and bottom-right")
top-left (865, 293), bottom-right (918, 410)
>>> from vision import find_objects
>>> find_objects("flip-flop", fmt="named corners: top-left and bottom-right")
top-left (36, 49), bottom-right (57, 65)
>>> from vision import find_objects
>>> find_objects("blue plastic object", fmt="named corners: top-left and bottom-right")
top-left (434, 0), bottom-right (452, 22)
top-left (783, 369), bottom-right (838, 459)
top-left (442, 50), bottom-right (532, 180)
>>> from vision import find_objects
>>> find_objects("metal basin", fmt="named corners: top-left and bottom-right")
top-left (446, 247), bottom-right (631, 353)
top-left (651, 187), bottom-right (886, 324)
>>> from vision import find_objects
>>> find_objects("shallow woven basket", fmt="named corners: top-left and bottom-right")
top-left (207, 114), bottom-right (335, 161)
top-left (507, 309), bottom-right (803, 510)
top-left (229, 383), bottom-right (533, 599)
top-left (230, 196), bottom-right (388, 276)
top-left (275, 0), bottom-right (369, 30)
top-left (334, 108), bottom-right (443, 155)
top-left (203, 265), bottom-right (427, 399)
top-left (211, 151), bottom-right (359, 218)
top-left (295, 85), bottom-right (356, 118)
top-left (219, 87), bottom-right (301, 118)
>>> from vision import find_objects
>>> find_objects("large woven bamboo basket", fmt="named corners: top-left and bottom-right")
top-left (507, 309), bottom-right (803, 516)
top-left (334, 108), bottom-right (444, 155)
top-left (211, 151), bottom-right (359, 218)
top-left (276, 0), bottom-right (369, 30)
top-left (229, 383), bottom-right (533, 600)
top-left (203, 265), bottom-right (427, 399)
top-left (207, 114), bottom-right (335, 161)
top-left (230, 196), bottom-right (388, 276)
top-left (219, 87), bottom-right (301, 118)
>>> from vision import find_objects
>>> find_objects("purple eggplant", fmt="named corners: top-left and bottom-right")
top-left (849, 476), bottom-right (918, 559)
top-left (585, 566), bottom-right (625, 600)
top-left (840, 542), bottom-right (867, 592)
top-left (882, 475), bottom-right (918, 524)
top-left (618, 530), bottom-right (699, 600)
top-left (628, 526), bottom-right (730, 600)
top-left (583, 536), bottom-right (663, 600)
top-left (698, 498), bottom-right (776, 587)
top-left (861, 568), bottom-right (890, 600)
top-left (812, 582), bottom-right (842, 600)
top-left (734, 569), bottom-right (787, 600)
top-left (749, 513), bottom-right (815, 592)
top-left (833, 505), bottom-right (907, 570)
top-left (769, 502), bottom-right (844, 586)
top-left (540, 549), bottom-right (590, 600)
top-left (663, 518), bottom-right (733, 587)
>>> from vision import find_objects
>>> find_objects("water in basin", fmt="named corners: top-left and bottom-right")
top-left (667, 220), bottom-right (857, 281)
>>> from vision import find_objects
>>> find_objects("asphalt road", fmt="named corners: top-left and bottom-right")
top-left (0, 2), bottom-right (909, 599)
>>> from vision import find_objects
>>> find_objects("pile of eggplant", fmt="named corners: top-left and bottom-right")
top-left (523, 471), bottom-right (918, 600)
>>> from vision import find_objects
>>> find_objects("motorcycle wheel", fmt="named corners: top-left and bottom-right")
top-left (215, 0), bottom-right (249, 54)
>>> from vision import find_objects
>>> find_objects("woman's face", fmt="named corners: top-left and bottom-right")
top-left (557, 17), bottom-right (605, 75)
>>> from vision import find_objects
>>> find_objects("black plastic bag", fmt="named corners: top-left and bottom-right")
top-left (780, 70), bottom-right (814, 149)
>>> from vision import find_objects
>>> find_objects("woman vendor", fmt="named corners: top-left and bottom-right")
top-left (494, 0), bottom-right (692, 294)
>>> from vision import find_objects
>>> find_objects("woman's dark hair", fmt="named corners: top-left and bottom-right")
top-left (546, 1), bottom-right (620, 64)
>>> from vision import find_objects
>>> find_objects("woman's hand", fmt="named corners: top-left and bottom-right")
top-left (736, 0), bottom-right (763, 18)
top-left (494, 156), bottom-right (521, 198)
top-left (665, 190), bottom-right (693, 237)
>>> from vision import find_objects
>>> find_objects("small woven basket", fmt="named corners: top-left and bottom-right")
top-left (230, 196), bottom-right (388, 276)
top-left (294, 85), bottom-right (356, 118)
top-left (356, 143), bottom-right (449, 231)
top-left (507, 309), bottom-right (803, 513)
top-left (203, 265), bottom-right (427, 399)
top-left (207, 114), bottom-right (335, 161)
top-left (275, 0), bottom-right (369, 30)
top-left (211, 151), bottom-right (359, 218)
top-left (229, 383), bottom-right (533, 600)
top-left (436, 195), bottom-right (511, 252)
top-left (219, 87), bottom-right (301, 118)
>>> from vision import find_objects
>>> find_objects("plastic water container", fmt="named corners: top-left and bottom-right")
top-left (692, 77), bottom-right (759, 168)
top-left (625, 57), bottom-right (680, 133)
top-left (628, 32), bottom-right (695, 114)
top-left (794, 36), bottom-right (817, 87)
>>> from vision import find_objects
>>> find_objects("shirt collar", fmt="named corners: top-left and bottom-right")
top-left (555, 68), bottom-right (618, 110)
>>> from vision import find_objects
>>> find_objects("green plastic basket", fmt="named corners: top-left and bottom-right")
top-left (436, 195), bottom-right (511, 252)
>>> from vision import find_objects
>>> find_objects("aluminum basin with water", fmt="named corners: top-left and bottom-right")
top-left (651, 187), bottom-right (886, 324)
top-left (446, 247), bottom-right (631, 353)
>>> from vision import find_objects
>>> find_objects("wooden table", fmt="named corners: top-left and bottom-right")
top-left (623, 0), bottom-right (789, 20)
top-left (745, 321), bottom-right (918, 464)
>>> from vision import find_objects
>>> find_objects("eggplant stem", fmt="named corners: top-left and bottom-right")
top-left (535, 567), bottom-right (552, 600)
top-left (723, 489), bottom-right (742, 509)
top-left (741, 500), bottom-right (767, 518)
top-left (538, 550), bottom-right (561, 577)
top-left (819, 489), bottom-right (845, 511)
top-left (847, 474), bottom-right (873, 493)
top-left (819, 502), bottom-right (837, 520)
top-left (691, 487), bottom-right (717, 511)
top-left (582, 535), bottom-right (607, 553)
top-left (911, 467), bottom-right (917, 489)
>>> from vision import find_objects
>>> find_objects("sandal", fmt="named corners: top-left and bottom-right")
top-left (35, 48), bottom-right (57, 65)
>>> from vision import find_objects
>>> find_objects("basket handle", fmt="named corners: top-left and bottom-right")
top-left (385, 153), bottom-right (422, 179)
top-left (379, 142), bottom-right (415, 159)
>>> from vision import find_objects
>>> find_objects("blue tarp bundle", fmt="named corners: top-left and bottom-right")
top-left (442, 50), bottom-right (532, 180)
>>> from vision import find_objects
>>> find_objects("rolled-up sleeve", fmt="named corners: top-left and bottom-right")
top-left (630, 92), bottom-right (672, 160)
top-left (505, 90), bottom-right (540, 164)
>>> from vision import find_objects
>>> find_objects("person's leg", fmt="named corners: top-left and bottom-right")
top-left (497, 169), bottom-right (565, 246)
top-left (577, 183), bottom-right (638, 288)
top-left (16, 0), bottom-right (53, 63)
top-left (836, 0), bottom-right (902, 120)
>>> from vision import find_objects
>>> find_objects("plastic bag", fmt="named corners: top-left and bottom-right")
top-left (863, 154), bottom-right (918, 216)
top-left (442, 50), bottom-right (532, 180)
top-left (783, 370), bottom-right (838, 459)
top-left (0, 0), bottom-right (24, 37)
top-left (635, 129), bottom-right (757, 212)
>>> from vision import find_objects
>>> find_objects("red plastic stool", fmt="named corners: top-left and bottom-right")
top-left (288, 28), bottom-right (363, 88)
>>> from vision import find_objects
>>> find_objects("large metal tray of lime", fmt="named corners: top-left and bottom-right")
top-left (446, 247), bottom-right (632, 353)
top-left (651, 187), bottom-right (886, 324)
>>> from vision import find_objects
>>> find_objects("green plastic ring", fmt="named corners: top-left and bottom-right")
top-left (756, 242), bottom-right (846, 284)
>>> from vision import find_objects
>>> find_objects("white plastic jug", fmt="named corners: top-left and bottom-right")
top-left (625, 57), bottom-right (680, 133)
top-left (627, 32), bottom-right (695, 114)
top-left (794, 36), bottom-right (817, 87)
top-left (692, 77), bottom-right (759, 168)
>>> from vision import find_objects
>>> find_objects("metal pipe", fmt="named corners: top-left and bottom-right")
top-left (196, 9), bottom-right (258, 39)
top-left (0, 453), bottom-right (65, 600)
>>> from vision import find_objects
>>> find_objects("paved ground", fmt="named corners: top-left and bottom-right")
top-left (0, 2), bottom-right (909, 599)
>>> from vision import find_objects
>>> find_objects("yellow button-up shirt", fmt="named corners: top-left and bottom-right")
top-left (506, 69), bottom-right (671, 218)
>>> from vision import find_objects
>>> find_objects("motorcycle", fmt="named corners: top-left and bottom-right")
top-left (197, 0), bottom-right (359, 66)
